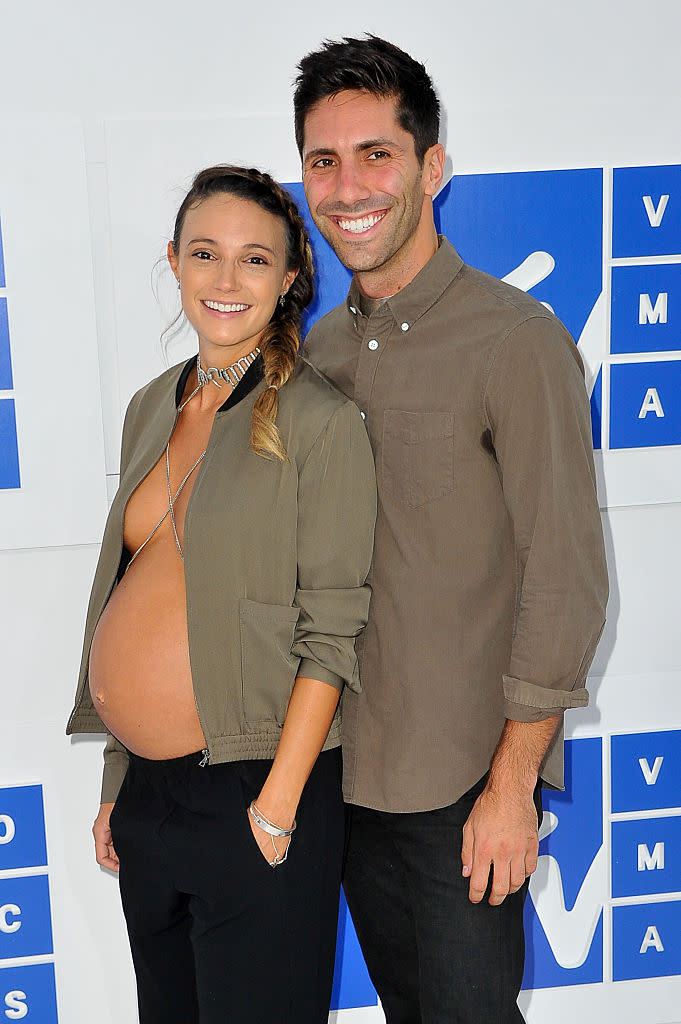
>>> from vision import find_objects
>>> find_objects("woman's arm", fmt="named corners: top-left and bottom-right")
top-left (249, 398), bottom-right (377, 861)
top-left (93, 802), bottom-right (119, 872)
top-left (248, 675), bottom-right (340, 861)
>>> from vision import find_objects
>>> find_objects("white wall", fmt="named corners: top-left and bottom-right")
top-left (1, 2), bottom-right (680, 1021)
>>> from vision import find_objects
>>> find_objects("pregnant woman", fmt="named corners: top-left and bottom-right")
top-left (67, 165), bottom-right (376, 1024)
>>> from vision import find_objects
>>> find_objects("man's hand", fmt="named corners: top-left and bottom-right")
top-left (461, 780), bottom-right (538, 905)
top-left (93, 802), bottom-right (119, 872)
top-left (460, 715), bottom-right (560, 904)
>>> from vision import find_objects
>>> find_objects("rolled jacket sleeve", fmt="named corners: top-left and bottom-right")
top-left (292, 399), bottom-right (377, 692)
top-left (484, 315), bottom-right (608, 722)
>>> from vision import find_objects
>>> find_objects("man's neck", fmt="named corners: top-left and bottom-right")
top-left (355, 219), bottom-right (439, 299)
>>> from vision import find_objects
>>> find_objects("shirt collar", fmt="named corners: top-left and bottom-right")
top-left (346, 237), bottom-right (464, 330)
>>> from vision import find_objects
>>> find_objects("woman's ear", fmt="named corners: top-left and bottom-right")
top-left (167, 241), bottom-right (179, 283)
top-left (282, 267), bottom-right (299, 296)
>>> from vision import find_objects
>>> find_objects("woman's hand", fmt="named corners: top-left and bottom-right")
top-left (93, 802), bottom-right (120, 872)
top-left (247, 806), bottom-right (291, 866)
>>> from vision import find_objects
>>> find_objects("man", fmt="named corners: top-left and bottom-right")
top-left (294, 35), bottom-right (608, 1023)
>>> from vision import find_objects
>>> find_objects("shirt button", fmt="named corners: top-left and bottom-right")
top-left (401, 322), bottom-right (409, 332)
top-left (368, 339), bottom-right (379, 351)
top-left (360, 411), bottom-right (366, 420)
top-left (349, 306), bottom-right (357, 314)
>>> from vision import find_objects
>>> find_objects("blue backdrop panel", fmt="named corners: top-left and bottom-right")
top-left (0, 399), bottom-right (20, 490)
top-left (613, 165), bottom-right (681, 258)
top-left (610, 361), bottom-right (681, 449)
top-left (612, 817), bottom-right (681, 897)
top-left (0, 963), bottom-right (58, 1023)
top-left (611, 265), bottom-right (681, 354)
top-left (0, 786), bottom-right (48, 873)
top-left (0, 299), bottom-right (13, 390)
top-left (613, 901), bottom-right (681, 981)
top-left (611, 730), bottom-right (681, 813)
top-left (434, 168), bottom-right (603, 343)
top-left (0, 875), bottom-right (53, 961)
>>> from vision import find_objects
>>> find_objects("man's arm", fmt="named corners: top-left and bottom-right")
top-left (461, 716), bottom-right (559, 904)
top-left (462, 314), bottom-right (608, 904)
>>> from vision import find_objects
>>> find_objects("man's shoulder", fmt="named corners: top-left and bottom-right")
top-left (456, 262), bottom-right (558, 331)
top-left (304, 302), bottom-right (350, 350)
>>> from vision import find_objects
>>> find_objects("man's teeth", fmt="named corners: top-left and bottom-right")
top-left (204, 300), bottom-right (249, 312)
top-left (337, 212), bottom-right (386, 234)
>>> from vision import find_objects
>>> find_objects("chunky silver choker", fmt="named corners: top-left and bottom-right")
top-left (196, 348), bottom-right (260, 390)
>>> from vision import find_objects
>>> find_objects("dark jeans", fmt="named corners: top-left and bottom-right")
top-left (109, 747), bottom-right (344, 1024)
top-left (343, 774), bottom-right (542, 1024)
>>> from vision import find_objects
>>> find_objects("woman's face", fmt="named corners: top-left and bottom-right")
top-left (168, 193), bottom-right (297, 366)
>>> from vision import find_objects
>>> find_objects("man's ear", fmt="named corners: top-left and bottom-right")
top-left (423, 143), bottom-right (446, 198)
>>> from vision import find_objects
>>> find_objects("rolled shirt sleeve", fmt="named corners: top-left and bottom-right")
top-left (484, 315), bottom-right (608, 722)
top-left (292, 400), bottom-right (377, 692)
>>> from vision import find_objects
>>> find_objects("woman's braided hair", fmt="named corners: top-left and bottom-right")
top-left (172, 165), bottom-right (314, 460)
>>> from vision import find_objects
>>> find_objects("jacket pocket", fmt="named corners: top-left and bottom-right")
top-left (382, 410), bottom-right (454, 509)
top-left (239, 599), bottom-right (301, 725)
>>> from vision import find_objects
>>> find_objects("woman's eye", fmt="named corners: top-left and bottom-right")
top-left (192, 250), bottom-right (214, 260)
top-left (245, 255), bottom-right (268, 265)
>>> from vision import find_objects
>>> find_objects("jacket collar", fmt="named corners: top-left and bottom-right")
top-left (345, 236), bottom-right (464, 331)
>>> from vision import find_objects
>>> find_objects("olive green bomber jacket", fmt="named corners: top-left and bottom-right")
top-left (66, 356), bottom-right (377, 802)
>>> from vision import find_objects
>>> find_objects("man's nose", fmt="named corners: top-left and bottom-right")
top-left (333, 160), bottom-right (371, 206)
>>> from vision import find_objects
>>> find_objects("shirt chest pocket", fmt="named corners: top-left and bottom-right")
top-left (381, 410), bottom-right (455, 509)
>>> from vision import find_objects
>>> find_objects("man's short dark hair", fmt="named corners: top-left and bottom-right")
top-left (293, 35), bottom-right (440, 163)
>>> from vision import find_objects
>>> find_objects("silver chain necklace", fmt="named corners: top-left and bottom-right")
top-left (126, 350), bottom-right (258, 569)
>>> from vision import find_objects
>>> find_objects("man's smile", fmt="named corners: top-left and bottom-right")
top-left (331, 211), bottom-right (388, 235)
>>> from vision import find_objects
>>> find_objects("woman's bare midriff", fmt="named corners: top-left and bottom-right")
top-left (89, 399), bottom-right (214, 760)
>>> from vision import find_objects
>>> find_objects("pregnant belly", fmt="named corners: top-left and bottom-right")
top-left (88, 534), bottom-right (206, 758)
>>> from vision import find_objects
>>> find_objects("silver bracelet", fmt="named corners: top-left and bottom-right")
top-left (249, 801), bottom-right (297, 838)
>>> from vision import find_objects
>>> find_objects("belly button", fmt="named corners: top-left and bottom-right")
top-left (95, 692), bottom-right (105, 705)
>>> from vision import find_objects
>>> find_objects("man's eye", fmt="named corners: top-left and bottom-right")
top-left (313, 158), bottom-right (335, 169)
top-left (367, 150), bottom-right (390, 161)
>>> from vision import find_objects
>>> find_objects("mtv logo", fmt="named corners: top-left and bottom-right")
top-left (522, 737), bottom-right (605, 989)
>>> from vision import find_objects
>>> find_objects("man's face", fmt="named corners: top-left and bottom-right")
top-left (302, 90), bottom-right (439, 276)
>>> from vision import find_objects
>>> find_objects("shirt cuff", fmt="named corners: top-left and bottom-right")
top-left (297, 658), bottom-right (345, 692)
top-left (502, 675), bottom-right (589, 722)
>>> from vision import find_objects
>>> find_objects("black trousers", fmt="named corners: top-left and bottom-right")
top-left (343, 775), bottom-right (542, 1024)
top-left (109, 746), bottom-right (344, 1024)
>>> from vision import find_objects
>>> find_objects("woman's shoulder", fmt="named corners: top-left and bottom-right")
top-left (276, 357), bottom-right (361, 457)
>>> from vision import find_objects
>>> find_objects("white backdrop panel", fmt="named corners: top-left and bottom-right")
top-left (0, 545), bottom-right (136, 1023)
top-left (0, 120), bottom-right (107, 549)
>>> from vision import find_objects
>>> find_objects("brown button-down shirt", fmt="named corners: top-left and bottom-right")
top-left (304, 238), bottom-right (608, 813)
